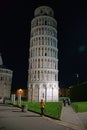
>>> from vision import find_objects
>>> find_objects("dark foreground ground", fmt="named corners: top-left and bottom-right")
top-left (0, 104), bottom-right (87, 130)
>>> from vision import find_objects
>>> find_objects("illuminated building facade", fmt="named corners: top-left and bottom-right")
top-left (0, 54), bottom-right (13, 100)
top-left (28, 6), bottom-right (59, 102)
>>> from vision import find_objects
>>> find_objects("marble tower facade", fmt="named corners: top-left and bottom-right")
top-left (28, 6), bottom-right (59, 102)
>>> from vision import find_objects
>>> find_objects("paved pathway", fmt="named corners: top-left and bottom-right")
top-left (60, 104), bottom-right (87, 130)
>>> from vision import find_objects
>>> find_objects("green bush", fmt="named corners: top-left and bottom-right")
top-left (70, 82), bottom-right (87, 102)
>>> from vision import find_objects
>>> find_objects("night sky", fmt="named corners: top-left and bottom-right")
top-left (0, 0), bottom-right (87, 90)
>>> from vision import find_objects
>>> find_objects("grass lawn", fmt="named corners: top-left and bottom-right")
top-left (22, 101), bottom-right (62, 119)
top-left (71, 101), bottom-right (87, 112)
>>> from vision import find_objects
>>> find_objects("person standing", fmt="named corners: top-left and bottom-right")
top-left (40, 99), bottom-right (45, 116)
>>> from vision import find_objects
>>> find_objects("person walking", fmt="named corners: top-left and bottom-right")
top-left (63, 99), bottom-right (66, 106)
top-left (40, 99), bottom-right (45, 116)
top-left (67, 98), bottom-right (71, 105)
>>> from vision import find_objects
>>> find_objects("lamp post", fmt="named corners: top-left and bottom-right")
top-left (17, 89), bottom-right (23, 106)
top-left (75, 73), bottom-right (79, 85)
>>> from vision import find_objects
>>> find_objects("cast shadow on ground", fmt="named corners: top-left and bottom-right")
top-left (20, 115), bottom-right (41, 117)
top-left (12, 110), bottom-right (23, 112)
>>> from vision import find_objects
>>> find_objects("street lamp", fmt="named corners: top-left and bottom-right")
top-left (76, 73), bottom-right (79, 84)
top-left (17, 88), bottom-right (24, 95)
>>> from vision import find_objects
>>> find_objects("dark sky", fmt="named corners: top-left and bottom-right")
top-left (0, 0), bottom-right (87, 90)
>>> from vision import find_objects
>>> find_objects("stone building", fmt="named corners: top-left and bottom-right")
top-left (0, 54), bottom-right (13, 101)
top-left (28, 6), bottom-right (59, 102)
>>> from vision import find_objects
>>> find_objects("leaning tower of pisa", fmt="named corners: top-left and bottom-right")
top-left (28, 6), bottom-right (59, 102)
